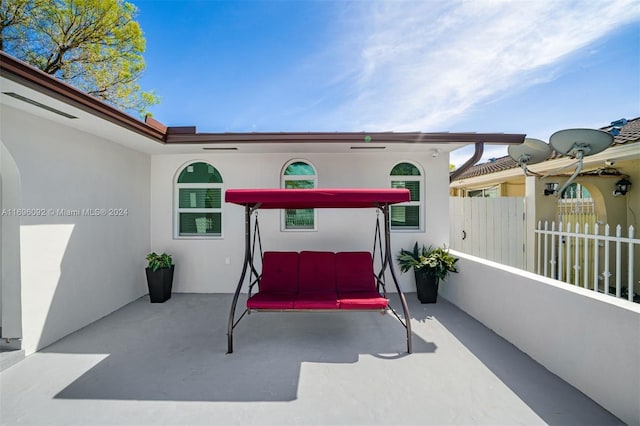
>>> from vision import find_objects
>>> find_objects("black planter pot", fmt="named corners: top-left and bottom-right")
top-left (415, 271), bottom-right (439, 304)
top-left (145, 265), bottom-right (174, 303)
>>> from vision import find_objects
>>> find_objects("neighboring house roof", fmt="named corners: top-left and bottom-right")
top-left (451, 117), bottom-right (640, 181)
top-left (1, 51), bottom-right (525, 147)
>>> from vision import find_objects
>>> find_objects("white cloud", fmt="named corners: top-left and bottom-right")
top-left (330, 0), bottom-right (640, 131)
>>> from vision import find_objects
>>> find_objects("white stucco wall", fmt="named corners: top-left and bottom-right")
top-left (440, 251), bottom-right (640, 426)
top-left (0, 105), bottom-right (151, 355)
top-left (1, 140), bottom-right (23, 340)
top-left (151, 151), bottom-right (451, 293)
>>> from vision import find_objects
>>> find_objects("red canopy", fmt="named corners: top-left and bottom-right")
top-left (225, 188), bottom-right (410, 209)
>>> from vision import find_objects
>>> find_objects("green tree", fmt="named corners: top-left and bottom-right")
top-left (1, 0), bottom-right (158, 115)
top-left (0, 0), bottom-right (37, 50)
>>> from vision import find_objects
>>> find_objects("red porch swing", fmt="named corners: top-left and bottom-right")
top-left (225, 188), bottom-right (413, 354)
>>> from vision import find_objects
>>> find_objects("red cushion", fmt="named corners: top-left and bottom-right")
top-left (338, 291), bottom-right (388, 309)
top-left (335, 252), bottom-right (376, 293)
top-left (247, 292), bottom-right (295, 310)
top-left (259, 251), bottom-right (299, 293)
top-left (298, 251), bottom-right (336, 292)
top-left (293, 292), bottom-right (339, 309)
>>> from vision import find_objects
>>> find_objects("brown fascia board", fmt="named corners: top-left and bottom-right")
top-left (165, 131), bottom-right (526, 145)
top-left (0, 51), bottom-right (166, 142)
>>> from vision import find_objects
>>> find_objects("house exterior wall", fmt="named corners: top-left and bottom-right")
top-left (1, 140), bottom-right (23, 340)
top-left (502, 180), bottom-right (525, 197)
top-left (440, 251), bottom-right (640, 426)
top-left (0, 105), bottom-right (151, 355)
top-left (150, 152), bottom-right (451, 293)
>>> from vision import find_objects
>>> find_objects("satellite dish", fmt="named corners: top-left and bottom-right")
top-left (549, 129), bottom-right (613, 159)
top-left (508, 138), bottom-right (552, 164)
top-left (508, 138), bottom-right (552, 176)
top-left (548, 129), bottom-right (614, 197)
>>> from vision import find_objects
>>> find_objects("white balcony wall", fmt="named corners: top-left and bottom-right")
top-left (440, 250), bottom-right (640, 426)
top-left (150, 152), bottom-right (451, 293)
top-left (1, 105), bottom-right (151, 355)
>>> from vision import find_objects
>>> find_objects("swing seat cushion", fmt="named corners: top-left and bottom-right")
top-left (293, 292), bottom-right (340, 309)
top-left (259, 251), bottom-right (299, 293)
top-left (298, 251), bottom-right (336, 292)
top-left (338, 291), bottom-right (388, 309)
top-left (295, 251), bottom-right (338, 308)
top-left (247, 250), bottom-right (387, 311)
top-left (247, 251), bottom-right (299, 309)
top-left (335, 252), bottom-right (376, 292)
top-left (335, 252), bottom-right (388, 309)
top-left (247, 292), bottom-right (295, 309)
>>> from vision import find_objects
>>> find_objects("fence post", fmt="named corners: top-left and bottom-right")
top-left (593, 223), bottom-right (600, 292)
top-left (543, 221), bottom-right (549, 277)
top-left (574, 223), bottom-right (580, 286)
top-left (537, 221), bottom-right (542, 275)
top-left (566, 222), bottom-right (572, 284)
top-left (629, 225), bottom-right (635, 302)
top-left (616, 225), bottom-right (622, 298)
top-left (558, 221), bottom-right (564, 281)
top-left (551, 221), bottom-right (556, 279)
top-left (604, 224), bottom-right (611, 296)
top-left (583, 223), bottom-right (589, 288)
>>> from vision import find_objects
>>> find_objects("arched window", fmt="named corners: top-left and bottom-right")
top-left (390, 162), bottom-right (422, 230)
top-left (175, 162), bottom-right (223, 237)
top-left (281, 160), bottom-right (317, 230)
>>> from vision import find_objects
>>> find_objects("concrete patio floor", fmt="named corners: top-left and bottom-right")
top-left (0, 294), bottom-right (621, 425)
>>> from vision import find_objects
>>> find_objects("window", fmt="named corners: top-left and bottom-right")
top-left (468, 186), bottom-right (499, 198)
top-left (390, 162), bottom-right (422, 230)
top-left (175, 162), bottom-right (223, 237)
top-left (281, 160), bottom-right (317, 230)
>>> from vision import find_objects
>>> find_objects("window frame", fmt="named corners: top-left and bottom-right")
top-left (280, 159), bottom-right (318, 232)
top-left (389, 161), bottom-right (424, 232)
top-left (174, 161), bottom-right (224, 239)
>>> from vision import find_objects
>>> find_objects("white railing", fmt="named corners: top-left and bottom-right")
top-left (535, 221), bottom-right (639, 302)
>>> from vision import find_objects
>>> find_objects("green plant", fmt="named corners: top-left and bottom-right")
top-left (397, 243), bottom-right (458, 281)
top-left (146, 252), bottom-right (173, 272)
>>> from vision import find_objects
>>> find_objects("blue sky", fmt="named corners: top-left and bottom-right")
top-left (134, 0), bottom-right (640, 165)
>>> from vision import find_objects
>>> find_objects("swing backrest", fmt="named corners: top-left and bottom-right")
top-left (335, 252), bottom-right (376, 293)
top-left (298, 251), bottom-right (336, 292)
top-left (259, 251), bottom-right (299, 293)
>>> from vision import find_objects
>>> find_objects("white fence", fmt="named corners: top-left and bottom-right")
top-left (449, 197), bottom-right (525, 269)
top-left (535, 221), bottom-right (639, 302)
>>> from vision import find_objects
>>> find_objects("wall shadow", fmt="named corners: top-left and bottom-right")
top-left (47, 294), bottom-right (435, 402)
top-left (411, 297), bottom-right (623, 425)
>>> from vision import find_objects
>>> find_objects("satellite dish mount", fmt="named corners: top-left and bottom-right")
top-left (548, 129), bottom-right (614, 197)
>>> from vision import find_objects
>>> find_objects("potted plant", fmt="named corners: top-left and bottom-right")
top-left (397, 243), bottom-right (458, 303)
top-left (145, 252), bottom-right (174, 303)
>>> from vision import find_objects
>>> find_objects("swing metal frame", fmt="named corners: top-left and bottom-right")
top-left (225, 188), bottom-right (413, 354)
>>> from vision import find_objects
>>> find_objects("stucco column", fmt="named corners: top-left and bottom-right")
top-left (524, 176), bottom-right (537, 272)
top-left (0, 141), bottom-right (23, 342)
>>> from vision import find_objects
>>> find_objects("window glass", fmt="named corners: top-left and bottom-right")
top-left (282, 160), bottom-right (316, 230)
top-left (176, 162), bottom-right (223, 237)
top-left (177, 162), bottom-right (223, 183)
top-left (390, 162), bottom-right (422, 230)
top-left (284, 162), bottom-right (315, 176)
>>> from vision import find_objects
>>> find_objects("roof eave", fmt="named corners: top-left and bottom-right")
top-left (0, 51), bottom-right (166, 142)
top-left (165, 131), bottom-right (526, 145)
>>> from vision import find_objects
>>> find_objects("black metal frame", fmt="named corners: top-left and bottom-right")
top-left (226, 203), bottom-right (412, 354)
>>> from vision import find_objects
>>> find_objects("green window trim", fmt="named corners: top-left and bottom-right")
top-left (390, 162), bottom-right (423, 231)
top-left (175, 162), bottom-right (224, 238)
top-left (282, 160), bottom-right (317, 231)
